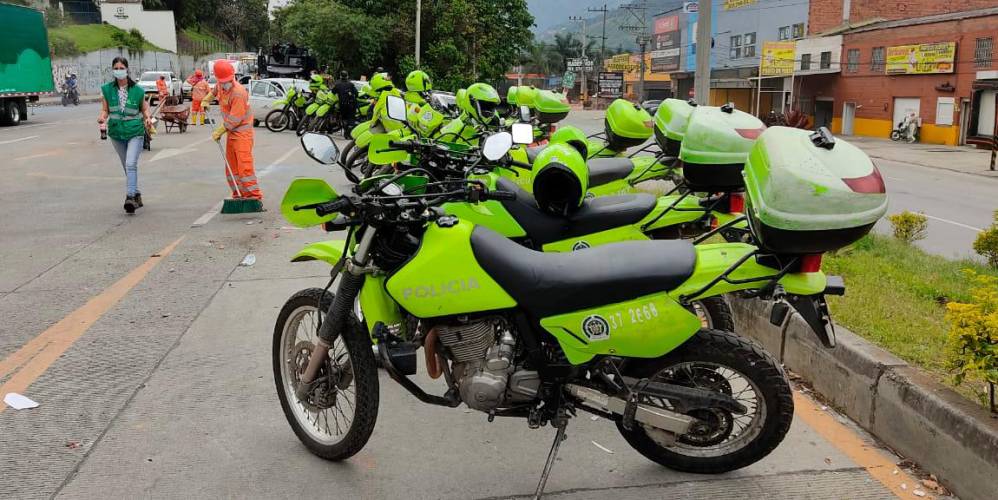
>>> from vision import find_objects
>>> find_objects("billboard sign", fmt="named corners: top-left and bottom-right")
top-left (885, 42), bottom-right (956, 74)
top-left (566, 58), bottom-right (594, 72)
top-left (651, 30), bottom-right (681, 73)
top-left (760, 41), bottom-right (795, 77)
top-left (606, 53), bottom-right (638, 72)
top-left (654, 15), bottom-right (678, 34)
top-left (598, 72), bottom-right (624, 97)
top-left (724, 0), bottom-right (757, 9)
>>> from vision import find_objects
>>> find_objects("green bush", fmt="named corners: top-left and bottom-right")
top-left (111, 28), bottom-right (146, 52)
top-left (44, 7), bottom-right (66, 28)
top-left (50, 35), bottom-right (80, 57)
top-left (887, 210), bottom-right (929, 243)
top-left (973, 210), bottom-right (998, 268)
top-left (945, 271), bottom-right (998, 404)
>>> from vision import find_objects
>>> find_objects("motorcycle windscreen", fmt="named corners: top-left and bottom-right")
top-left (386, 220), bottom-right (516, 318)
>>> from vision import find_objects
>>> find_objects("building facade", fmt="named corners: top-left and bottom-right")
top-left (100, 0), bottom-right (178, 53)
top-left (797, 7), bottom-right (998, 145)
top-left (808, 0), bottom-right (998, 35)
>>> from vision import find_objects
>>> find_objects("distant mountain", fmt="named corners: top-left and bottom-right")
top-left (528, 0), bottom-right (625, 34)
top-left (533, 0), bottom-right (685, 52)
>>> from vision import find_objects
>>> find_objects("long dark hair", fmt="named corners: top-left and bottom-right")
top-left (111, 56), bottom-right (136, 87)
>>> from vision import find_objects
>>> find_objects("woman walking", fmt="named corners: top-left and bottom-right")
top-left (97, 56), bottom-right (154, 214)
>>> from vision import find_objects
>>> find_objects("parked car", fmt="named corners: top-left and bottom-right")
top-left (137, 71), bottom-right (182, 103)
top-left (248, 78), bottom-right (310, 126)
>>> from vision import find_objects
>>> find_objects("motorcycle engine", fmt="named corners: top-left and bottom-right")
top-left (435, 317), bottom-right (539, 411)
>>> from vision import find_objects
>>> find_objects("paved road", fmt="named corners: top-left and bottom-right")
top-left (563, 111), bottom-right (998, 260)
top-left (0, 108), bottom-right (934, 498)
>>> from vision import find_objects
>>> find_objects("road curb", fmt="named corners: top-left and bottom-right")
top-left (730, 296), bottom-right (998, 500)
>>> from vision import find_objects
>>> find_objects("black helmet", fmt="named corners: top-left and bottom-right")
top-left (339, 70), bottom-right (348, 80)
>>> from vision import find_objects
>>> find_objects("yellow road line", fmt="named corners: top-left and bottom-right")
top-left (0, 236), bottom-right (184, 412)
top-left (793, 391), bottom-right (931, 499)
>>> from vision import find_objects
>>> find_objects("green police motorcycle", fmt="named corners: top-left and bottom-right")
top-left (273, 125), bottom-right (888, 496)
top-left (264, 85), bottom-right (308, 133)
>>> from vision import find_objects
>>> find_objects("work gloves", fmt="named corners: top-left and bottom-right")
top-left (212, 125), bottom-right (226, 142)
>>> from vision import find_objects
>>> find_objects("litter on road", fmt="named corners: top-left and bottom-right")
top-left (240, 254), bottom-right (256, 266)
top-left (3, 393), bottom-right (39, 410)
top-left (591, 441), bottom-right (614, 454)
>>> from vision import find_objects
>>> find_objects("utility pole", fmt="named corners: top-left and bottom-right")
top-left (619, 2), bottom-right (648, 101)
top-left (588, 4), bottom-right (609, 68)
top-left (415, 0), bottom-right (421, 66)
top-left (694, 0), bottom-right (713, 104)
top-left (569, 15), bottom-right (589, 104)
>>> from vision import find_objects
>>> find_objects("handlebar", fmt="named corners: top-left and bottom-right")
top-left (509, 159), bottom-right (532, 169)
top-left (315, 197), bottom-right (352, 216)
top-left (484, 189), bottom-right (516, 201)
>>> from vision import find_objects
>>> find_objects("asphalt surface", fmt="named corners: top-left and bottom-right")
top-left (0, 105), bottom-right (950, 499)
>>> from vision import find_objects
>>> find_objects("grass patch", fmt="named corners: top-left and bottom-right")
top-left (824, 234), bottom-right (998, 390)
top-left (49, 24), bottom-right (163, 54)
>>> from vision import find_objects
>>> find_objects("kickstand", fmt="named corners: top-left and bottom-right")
top-left (533, 420), bottom-right (568, 499)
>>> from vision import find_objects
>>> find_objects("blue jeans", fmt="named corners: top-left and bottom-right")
top-left (111, 135), bottom-right (143, 197)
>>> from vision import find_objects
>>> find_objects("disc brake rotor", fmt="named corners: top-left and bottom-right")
top-left (292, 341), bottom-right (338, 410)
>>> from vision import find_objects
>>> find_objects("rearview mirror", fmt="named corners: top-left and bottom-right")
top-left (482, 132), bottom-right (513, 161)
top-left (386, 95), bottom-right (407, 122)
top-left (301, 133), bottom-right (339, 165)
top-left (511, 123), bottom-right (533, 145)
top-left (520, 105), bottom-right (531, 123)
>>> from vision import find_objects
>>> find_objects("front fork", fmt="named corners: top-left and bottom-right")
top-left (300, 227), bottom-right (378, 386)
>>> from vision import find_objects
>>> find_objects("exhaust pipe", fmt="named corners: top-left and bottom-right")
top-left (566, 384), bottom-right (693, 436)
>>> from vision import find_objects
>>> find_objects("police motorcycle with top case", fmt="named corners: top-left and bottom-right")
top-left (274, 129), bottom-right (878, 497)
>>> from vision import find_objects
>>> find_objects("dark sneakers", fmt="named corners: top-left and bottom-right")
top-left (124, 195), bottom-right (138, 214)
top-left (134, 192), bottom-right (143, 207)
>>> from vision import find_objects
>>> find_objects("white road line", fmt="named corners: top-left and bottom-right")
top-left (0, 135), bottom-right (38, 146)
top-left (191, 201), bottom-right (223, 228)
top-left (257, 145), bottom-right (299, 178)
top-left (0, 123), bottom-right (54, 133)
top-left (923, 214), bottom-right (983, 232)
top-left (14, 151), bottom-right (59, 161)
top-left (190, 145), bottom-right (297, 227)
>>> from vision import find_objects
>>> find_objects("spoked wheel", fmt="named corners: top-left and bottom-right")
top-left (266, 109), bottom-right (291, 132)
top-left (617, 328), bottom-right (793, 474)
top-left (296, 115), bottom-right (313, 136)
top-left (340, 139), bottom-right (356, 165)
top-left (273, 288), bottom-right (379, 460)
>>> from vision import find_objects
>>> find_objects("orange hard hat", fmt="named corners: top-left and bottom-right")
top-left (213, 60), bottom-right (235, 82)
top-left (195, 69), bottom-right (203, 76)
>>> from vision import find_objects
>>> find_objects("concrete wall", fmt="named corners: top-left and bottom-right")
top-left (100, 2), bottom-right (178, 53)
top-left (51, 48), bottom-right (227, 95)
top-left (795, 35), bottom-right (843, 74)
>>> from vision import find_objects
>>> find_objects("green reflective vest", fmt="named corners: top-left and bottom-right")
top-left (101, 82), bottom-right (146, 140)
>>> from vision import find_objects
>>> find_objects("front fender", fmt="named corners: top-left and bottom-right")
top-left (291, 240), bottom-right (346, 265)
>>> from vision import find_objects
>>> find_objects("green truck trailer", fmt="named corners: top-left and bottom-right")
top-left (0, 2), bottom-right (56, 125)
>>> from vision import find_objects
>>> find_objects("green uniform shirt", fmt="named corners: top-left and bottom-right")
top-left (101, 81), bottom-right (146, 140)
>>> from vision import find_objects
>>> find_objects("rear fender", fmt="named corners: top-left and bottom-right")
top-left (291, 240), bottom-right (346, 266)
top-left (639, 195), bottom-right (708, 232)
top-left (305, 103), bottom-right (319, 115)
top-left (316, 104), bottom-right (331, 117)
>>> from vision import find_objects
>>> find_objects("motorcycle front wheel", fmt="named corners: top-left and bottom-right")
top-left (61, 95), bottom-right (68, 106)
top-left (296, 115), bottom-right (313, 136)
top-left (616, 328), bottom-right (793, 474)
top-left (273, 288), bottom-right (379, 461)
top-left (265, 109), bottom-right (290, 132)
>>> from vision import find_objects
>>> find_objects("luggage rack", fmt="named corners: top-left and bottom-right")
top-left (639, 189), bottom-right (729, 232)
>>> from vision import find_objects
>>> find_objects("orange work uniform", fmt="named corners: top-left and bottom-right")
top-left (215, 81), bottom-right (262, 199)
top-left (156, 78), bottom-right (169, 100)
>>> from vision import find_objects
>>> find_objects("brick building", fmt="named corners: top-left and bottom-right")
top-left (808, 0), bottom-right (998, 35)
top-left (796, 6), bottom-right (998, 145)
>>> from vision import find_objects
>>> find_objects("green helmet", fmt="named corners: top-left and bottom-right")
top-left (506, 86), bottom-right (519, 105)
top-left (309, 74), bottom-right (326, 92)
top-left (361, 83), bottom-right (376, 98)
top-left (548, 125), bottom-right (588, 158)
top-left (460, 83), bottom-right (501, 125)
top-left (405, 70), bottom-right (432, 93)
top-left (369, 72), bottom-right (393, 93)
top-left (532, 142), bottom-right (589, 216)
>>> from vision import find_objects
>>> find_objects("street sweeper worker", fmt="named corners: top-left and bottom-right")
top-left (203, 60), bottom-right (262, 200)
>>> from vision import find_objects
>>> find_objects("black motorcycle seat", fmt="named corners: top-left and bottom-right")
top-left (496, 178), bottom-right (656, 246)
top-left (471, 225), bottom-right (697, 318)
top-left (525, 145), bottom-right (546, 163)
top-left (586, 158), bottom-right (635, 186)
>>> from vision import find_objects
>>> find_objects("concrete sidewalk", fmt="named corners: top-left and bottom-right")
top-left (841, 135), bottom-right (998, 179)
top-left (32, 94), bottom-right (102, 107)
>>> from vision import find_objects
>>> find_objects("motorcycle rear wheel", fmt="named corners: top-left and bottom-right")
top-left (273, 288), bottom-right (379, 461)
top-left (616, 328), bottom-right (793, 474)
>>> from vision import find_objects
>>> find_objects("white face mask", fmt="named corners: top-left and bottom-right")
top-left (112, 69), bottom-right (128, 80)
top-left (221, 82), bottom-right (233, 91)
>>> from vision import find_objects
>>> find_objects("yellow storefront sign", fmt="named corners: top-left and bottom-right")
top-left (760, 41), bottom-right (795, 77)
top-left (606, 53), bottom-right (638, 72)
top-left (724, 0), bottom-right (757, 9)
top-left (885, 42), bottom-right (956, 74)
